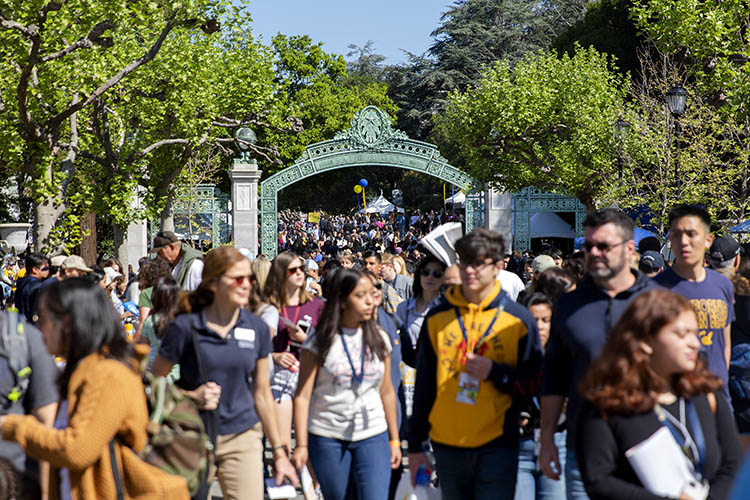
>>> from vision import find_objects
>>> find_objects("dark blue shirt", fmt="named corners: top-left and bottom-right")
top-left (14, 276), bottom-right (43, 322)
top-left (159, 309), bottom-right (272, 435)
top-left (542, 271), bottom-right (658, 448)
top-left (654, 267), bottom-right (734, 402)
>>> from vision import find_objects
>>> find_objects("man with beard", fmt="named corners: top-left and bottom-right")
top-left (538, 209), bottom-right (658, 499)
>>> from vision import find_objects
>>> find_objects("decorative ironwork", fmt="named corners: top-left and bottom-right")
top-left (152, 184), bottom-right (231, 249)
top-left (260, 106), bottom-right (483, 256)
top-left (511, 187), bottom-right (587, 252)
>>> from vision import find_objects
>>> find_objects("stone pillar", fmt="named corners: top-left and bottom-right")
top-left (230, 158), bottom-right (262, 257)
top-left (485, 189), bottom-right (514, 251)
top-left (124, 187), bottom-right (148, 272)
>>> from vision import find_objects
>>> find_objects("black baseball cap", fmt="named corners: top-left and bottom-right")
top-left (709, 235), bottom-right (741, 263)
top-left (152, 231), bottom-right (179, 251)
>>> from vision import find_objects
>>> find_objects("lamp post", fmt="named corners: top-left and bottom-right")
top-left (666, 86), bottom-right (688, 196)
top-left (614, 117), bottom-right (631, 180)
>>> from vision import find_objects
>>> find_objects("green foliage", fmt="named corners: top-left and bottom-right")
top-left (258, 35), bottom-right (395, 177)
top-left (386, 0), bottom-right (589, 140)
top-left (631, 0), bottom-right (750, 118)
top-left (434, 45), bottom-right (629, 209)
top-left (552, 0), bottom-right (644, 78)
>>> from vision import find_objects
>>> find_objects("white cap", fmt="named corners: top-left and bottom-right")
top-left (305, 259), bottom-right (319, 271)
top-left (103, 266), bottom-right (123, 285)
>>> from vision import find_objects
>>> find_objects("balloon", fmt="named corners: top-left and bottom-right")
top-left (354, 185), bottom-right (363, 193)
top-left (359, 178), bottom-right (368, 188)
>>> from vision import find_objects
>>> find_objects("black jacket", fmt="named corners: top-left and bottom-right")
top-left (542, 270), bottom-right (659, 448)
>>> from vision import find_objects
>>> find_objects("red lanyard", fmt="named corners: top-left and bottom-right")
top-left (282, 305), bottom-right (301, 327)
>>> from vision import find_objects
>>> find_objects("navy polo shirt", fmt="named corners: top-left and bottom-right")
top-left (159, 309), bottom-right (272, 435)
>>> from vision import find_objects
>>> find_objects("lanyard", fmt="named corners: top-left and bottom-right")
top-left (454, 294), bottom-right (508, 354)
top-left (654, 398), bottom-right (706, 479)
top-left (340, 331), bottom-right (366, 385)
top-left (282, 305), bottom-right (301, 327)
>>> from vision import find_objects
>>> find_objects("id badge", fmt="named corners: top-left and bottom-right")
top-left (456, 372), bottom-right (480, 405)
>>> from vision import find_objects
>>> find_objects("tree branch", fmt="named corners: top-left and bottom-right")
top-left (0, 16), bottom-right (36, 37)
top-left (138, 138), bottom-right (190, 157)
top-left (46, 13), bottom-right (178, 131)
top-left (40, 19), bottom-right (114, 63)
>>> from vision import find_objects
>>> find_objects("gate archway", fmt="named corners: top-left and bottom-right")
top-left (260, 106), bottom-right (483, 256)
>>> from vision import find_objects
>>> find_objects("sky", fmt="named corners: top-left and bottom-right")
top-left (245, 0), bottom-right (453, 64)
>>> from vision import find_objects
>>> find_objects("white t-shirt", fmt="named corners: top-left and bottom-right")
top-left (172, 258), bottom-right (204, 291)
top-left (497, 270), bottom-right (525, 301)
top-left (302, 326), bottom-right (392, 441)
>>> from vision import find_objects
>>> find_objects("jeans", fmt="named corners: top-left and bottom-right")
top-left (514, 431), bottom-right (566, 500)
top-left (565, 447), bottom-right (590, 500)
top-left (308, 432), bottom-right (390, 500)
top-left (432, 439), bottom-right (519, 500)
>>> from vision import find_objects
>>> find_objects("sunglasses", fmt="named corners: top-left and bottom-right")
top-left (420, 268), bottom-right (444, 279)
top-left (582, 240), bottom-right (628, 253)
top-left (288, 265), bottom-right (305, 275)
top-left (225, 274), bottom-right (253, 286)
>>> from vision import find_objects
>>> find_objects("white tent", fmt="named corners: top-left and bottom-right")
top-left (444, 191), bottom-right (466, 207)
top-left (530, 212), bottom-right (575, 239)
top-left (360, 194), bottom-right (404, 214)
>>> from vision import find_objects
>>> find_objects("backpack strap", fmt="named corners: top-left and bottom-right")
top-left (2, 310), bottom-right (31, 405)
top-left (109, 439), bottom-right (125, 500)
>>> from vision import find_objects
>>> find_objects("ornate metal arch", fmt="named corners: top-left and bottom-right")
top-left (259, 106), bottom-right (483, 256)
top-left (512, 187), bottom-right (587, 252)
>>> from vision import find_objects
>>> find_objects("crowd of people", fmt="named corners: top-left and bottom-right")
top-left (2, 203), bottom-right (750, 500)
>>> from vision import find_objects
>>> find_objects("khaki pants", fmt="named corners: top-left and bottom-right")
top-left (213, 422), bottom-right (264, 500)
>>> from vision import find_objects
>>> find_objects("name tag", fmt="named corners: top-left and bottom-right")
top-left (234, 328), bottom-right (256, 342)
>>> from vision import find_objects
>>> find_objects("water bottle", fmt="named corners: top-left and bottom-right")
top-left (405, 465), bottom-right (431, 500)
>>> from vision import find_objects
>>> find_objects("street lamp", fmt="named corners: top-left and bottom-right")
top-left (614, 117), bottom-right (631, 180)
top-left (666, 86), bottom-right (688, 196)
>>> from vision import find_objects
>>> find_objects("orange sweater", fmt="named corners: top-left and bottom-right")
top-left (2, 352), bottom-right (189, 500)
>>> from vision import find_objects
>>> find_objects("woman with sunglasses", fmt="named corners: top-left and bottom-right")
top-left (151, 247), bottom-right (298, 500)
top-left (263, 252), bottom-right (325, 455)
top-left (293, 268), bottom-right (401, 500)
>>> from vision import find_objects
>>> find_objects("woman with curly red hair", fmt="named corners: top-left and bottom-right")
top-left (576, 289), bottom-right (741, 500)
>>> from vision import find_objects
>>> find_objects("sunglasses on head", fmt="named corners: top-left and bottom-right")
top-left (420, 268), bottom-right (444, 279)
top-left (288, 265), bottom-right (305, 275)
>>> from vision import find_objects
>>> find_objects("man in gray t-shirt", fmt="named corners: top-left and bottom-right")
top-left (381, 253), bottom-right (413, 301)
top-left (0, 312), bottom-right (59, 477)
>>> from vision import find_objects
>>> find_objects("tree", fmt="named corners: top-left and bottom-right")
top-left (630, 0), bottom-right (750, 115)
top-left (434, 46), bottom-right (629, 210)
top-left (258, 34), bottom-right (396, 179)
top-left (0, 0), bottom-right (232, 250)
top-left (614, 52), bottom-right (750, 233)
top-left (386, 0), bottom-right (589, 140)
top-left (552, 0), bottom-right (645, 78)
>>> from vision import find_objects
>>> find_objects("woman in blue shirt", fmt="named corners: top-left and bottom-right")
top-left (151, 246), bottom-right (297, 500)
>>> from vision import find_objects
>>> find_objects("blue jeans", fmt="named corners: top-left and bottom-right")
top-left (565, 448), bottom-right (590, 500)
top-left (308, 432), bottom-right (390, 500)
top-left (432, 439), bottom-right (519, 500)
top-left (514, 431), bottom-right (567, 500)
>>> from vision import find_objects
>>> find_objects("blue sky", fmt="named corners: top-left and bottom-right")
top-left (245, 0), bottom-right (454, 64)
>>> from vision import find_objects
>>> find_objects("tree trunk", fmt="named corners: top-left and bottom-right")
top-left (80, 212), bottom-right (97, 266)
top-left (160, 195), bottom-right (175, 232)
top-left (113, 222), bottom-right (128, 270)
top-left (34, 198), bottom-right (63, 253)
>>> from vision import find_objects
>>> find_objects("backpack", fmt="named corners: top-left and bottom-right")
top-left (728, 343), bottom-right (750, 432)
top-left (0, 311), bottom-right (31, 413)
top-left (135, 372), bottom-right (214, 497)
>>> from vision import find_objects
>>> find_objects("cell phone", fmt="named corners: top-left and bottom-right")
top-left (297, 320), bottom-right (311, 334)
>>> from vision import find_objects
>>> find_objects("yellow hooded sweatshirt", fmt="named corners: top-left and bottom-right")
top-left (407, 280), bottom-right (542, 451)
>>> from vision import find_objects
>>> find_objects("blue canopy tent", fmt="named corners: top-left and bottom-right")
top-left (574, 227), bottom-right (659, 250)
top-left (730, 220), bottom-right (750, 233)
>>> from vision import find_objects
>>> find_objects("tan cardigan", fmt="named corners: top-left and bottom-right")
top-left (2, 352), bottom-right (189, 500)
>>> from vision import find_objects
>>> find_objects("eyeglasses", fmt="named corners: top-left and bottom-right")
top-left (458, 259), bottom-right (494, 272)
top-left (582, 239), bottom-right (628, 253)
top-left (420, 268), bottom-right (444, 279)
top-left (287, 265), bottom-right (305, 275)
top-left (225, 274), bottom-right (253, 286)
